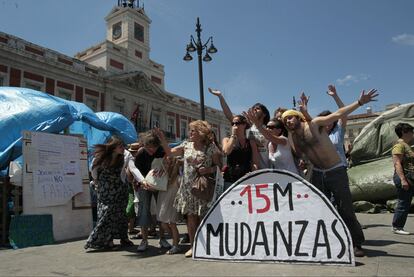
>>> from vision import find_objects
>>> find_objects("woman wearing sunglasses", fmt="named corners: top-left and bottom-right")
top-left (222, 115), bottom-right (260, 191)
top-left (265, 118), bottom-right (299, 175)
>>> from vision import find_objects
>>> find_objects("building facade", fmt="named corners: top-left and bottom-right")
top-left (0, 1), bottom-right (230, 141)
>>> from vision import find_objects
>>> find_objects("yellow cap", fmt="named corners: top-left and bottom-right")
top-left (281, 109), bottom-right (306, 122)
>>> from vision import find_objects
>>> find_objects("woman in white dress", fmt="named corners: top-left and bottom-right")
top-left (155, 120), bottom-right (221, 257)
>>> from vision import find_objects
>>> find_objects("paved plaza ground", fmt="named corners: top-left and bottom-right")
top-left (0, 213), bottom-right (413, 276)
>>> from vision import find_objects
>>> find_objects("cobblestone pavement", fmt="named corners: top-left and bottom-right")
top-left (0, 213), bottom-right (413, 276)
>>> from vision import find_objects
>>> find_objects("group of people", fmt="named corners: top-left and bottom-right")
top-left (83, 83), bottom-right (413, 259)
top-left (208, 85), bottom-right (378, 257)
top-left (84, 120), bottom-right (221, 257)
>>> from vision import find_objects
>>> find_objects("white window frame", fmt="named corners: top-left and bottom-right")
top-left (136, 106), bottom-right (145, 131)
top-left (24, 80), bottom-right (44, 92)
top-left (57, 88), bottom-right (73, 100)
top-left (151, 112), bottom-right (161, 128)
top-left (0, 72), bottom-right (8, 86)
top-left (180, 120), bottom-right (188, 140)
top-left (85, 95), bottom-right (99, 112)
top-left (167, 116), bottom-right (175, 135)
top-left (113, 102), bottom-right (125, 115)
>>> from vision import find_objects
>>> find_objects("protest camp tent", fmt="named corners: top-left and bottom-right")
top-left (0, 87), bottom-right (138, 175)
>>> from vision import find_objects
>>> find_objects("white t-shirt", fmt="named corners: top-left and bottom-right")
top-left (90, 150), bottom-right (144, 183)
top-left (248, 124), bottom-right (269, 169)
top-left (268, 136), bottom-right (299, 175)
top-left (123, 150), bottom-right (144, 183)
top-left (329, 122), bottom-right (348, 167)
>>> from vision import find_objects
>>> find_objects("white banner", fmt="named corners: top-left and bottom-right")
top-left (208, 166), bottom-right (224, 207)
top-left (194, 169), bottom-right (355, 266)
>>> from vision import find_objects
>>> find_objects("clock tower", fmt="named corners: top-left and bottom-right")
top-left (76, 0), bottom-right (165, 88)
top-left (105, 0), bottom-right (151, 62)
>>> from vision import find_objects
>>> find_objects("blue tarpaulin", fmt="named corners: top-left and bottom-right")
top-left (0, 87), bottom-right (138, 174)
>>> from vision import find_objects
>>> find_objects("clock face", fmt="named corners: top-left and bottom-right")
top-left (112, 22), bottom-right (122, 40)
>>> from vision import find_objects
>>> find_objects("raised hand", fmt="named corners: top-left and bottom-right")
top-left (327, 84), bottom-right (337, 97)
top-left (208, 88), bottom-right (222, 97)
top-left (243, 108), bottom-right (260, 127)
top-left (297, 92), bottom-right (309, 113)
top-left (358, 89), bottom-right (379, 105)
top-left (153, 127), bottom-right (166, 142)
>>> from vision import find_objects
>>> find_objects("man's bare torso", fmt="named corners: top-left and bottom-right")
top-left (291, 122), bottom-right (341, 169)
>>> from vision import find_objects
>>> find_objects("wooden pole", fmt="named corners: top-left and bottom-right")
top-left (1, 177), bottom-right (8, 246)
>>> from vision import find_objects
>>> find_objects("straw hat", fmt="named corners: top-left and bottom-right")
top-left (127, 142), bottom-right (141, 153)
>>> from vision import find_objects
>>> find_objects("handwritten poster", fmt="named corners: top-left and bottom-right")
top-left (193, 169), bottom-right (355, 266)
top-left (31, 132), bottom-right (83, 207)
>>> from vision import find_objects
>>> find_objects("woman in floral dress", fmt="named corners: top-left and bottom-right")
top-left (155, 120), bottom-right (221, 257)
top-left (84, 137), bottom-right (131, 250)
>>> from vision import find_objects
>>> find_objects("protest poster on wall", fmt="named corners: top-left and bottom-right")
top-left (193, 169), bottom-right (355, 266)
top-left (30, 132), bottom-right (83, 207)
top-left (22, 131), bottom-right (92, 242)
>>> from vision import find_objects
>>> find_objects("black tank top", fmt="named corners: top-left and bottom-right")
top-left (224, 138), bottom-right (252, 183)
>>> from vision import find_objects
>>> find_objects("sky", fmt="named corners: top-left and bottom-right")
top-left (0, 0), bottom-right (413, 117)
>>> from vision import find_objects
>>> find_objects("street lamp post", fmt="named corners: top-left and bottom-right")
top-left (183, 17), bottom-right (217, 120)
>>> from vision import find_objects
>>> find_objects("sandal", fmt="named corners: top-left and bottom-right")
top-left (148, 229), bottom-right (157, 238)
top-left (166, 246), bottom-right (180, 255)
top-left (184, 248), bottom-right (192, 258)
top-left (130, 233), bottom-right (143, 240)
top-left (120, 239), bottom-right (134, 247)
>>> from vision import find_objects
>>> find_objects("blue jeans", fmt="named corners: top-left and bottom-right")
top-left (311, 166), bottom-right (365, 247)
top-left (136, 189), bottom-right (158, 228)
top-left (392, 172), bottom-right (414, 229)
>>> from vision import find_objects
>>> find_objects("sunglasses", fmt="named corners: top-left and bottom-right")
top-left (231, 122), bottom-right (244, 126)
top-left (266, 125), bottom-right (278, 129)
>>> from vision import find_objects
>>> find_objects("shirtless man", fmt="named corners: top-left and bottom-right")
top-left (281, 88), bottom-right (378, 257)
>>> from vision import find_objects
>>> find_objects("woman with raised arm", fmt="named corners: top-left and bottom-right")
top-left (85, 137), bottom-right (131, 250)
top-left (154, 120), bottom-right (221, 258)
top-left (209, 88), bottom-right (271, 168)
top-left (222, 115), bottom-right (260, 190)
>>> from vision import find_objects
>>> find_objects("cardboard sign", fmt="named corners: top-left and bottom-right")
top-left (31, 132), bottom-right (83, 207)
top-left (22, 131), bottom-right (92, 242)
top-left (193, 169), bottom-right (355, 266)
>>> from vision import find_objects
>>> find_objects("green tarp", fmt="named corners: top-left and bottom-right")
top-left (348, 157), bottom-right (395, 202)
top-left (348, 103), bottom-right (414, 203)
top-left (351, 103), bottom-right (414, 165)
